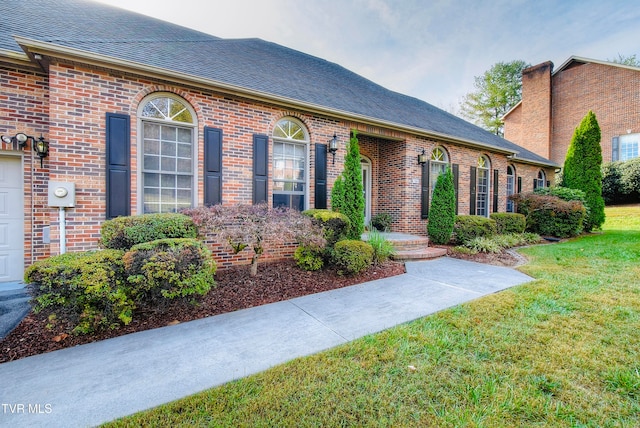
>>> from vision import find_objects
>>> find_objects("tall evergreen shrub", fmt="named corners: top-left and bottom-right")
top-left (562, 110), bottom-right (605, 231)
top-left (331, 175), bottom-right (345, 213)
top-left (427, 167), bottom-right (456, 244)
top-left (341, 132), bottom-right (365, 239)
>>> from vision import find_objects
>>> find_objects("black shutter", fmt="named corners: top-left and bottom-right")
top-left (421, 160), bottom-right (430, 219)
top-left (106, 113), bottom-right (130, 219)
top-left (493, 169), bottom-right (499, 213)
top-left (533, 178), bottom-right (538, 189)
top-left (612, 136), bottom-right (619, 161)
top-left (469, 166), bottom-right (477, 215)
top-left (517, 176), bottom-right (522, 193)
top-left (452, 163), bottom-right (459, 215)
top-left (315, 144), bottom-right (327, 209)
top-left (204, 127), bottom-right (223, 206)
top-left (253, 134), bottom-right (269, 204)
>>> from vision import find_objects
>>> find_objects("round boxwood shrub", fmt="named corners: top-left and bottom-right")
top-left (100, 213), bottom-right (197, 250)
top-left (25, 249), bottom-right (133, 334)
top-left (489, 213), bottom-right (526, 234)
top-left (294, 245), bottom-right (324, 271)
top-left (123, 238), bottom-right (216, 307)
top-left (452, 215), bottom-right (497, 245)
top-left (302, 209), bottom-right (351, 247)
top-left (333, 240), bottom-right (373, 275)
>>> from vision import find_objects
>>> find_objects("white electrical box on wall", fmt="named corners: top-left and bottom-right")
top-left (48, 181), bottom-right (76, 207)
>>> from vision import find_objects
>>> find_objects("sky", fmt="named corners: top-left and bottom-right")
top-left (96, 0), bottom-right (640, 114)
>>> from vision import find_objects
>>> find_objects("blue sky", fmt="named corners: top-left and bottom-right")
top-left (97, 0), bottom-right (640, 114)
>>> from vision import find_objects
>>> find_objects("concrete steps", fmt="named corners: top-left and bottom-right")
top-left (363, 232), bottom-right (447, 261)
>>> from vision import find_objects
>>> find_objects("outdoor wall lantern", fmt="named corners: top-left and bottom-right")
top-left (328, 133), bottom-right (339, 165)
top-left (417, 148), bottom-right (428, 165)
top-left (0, 132), bottom-right (49, 167)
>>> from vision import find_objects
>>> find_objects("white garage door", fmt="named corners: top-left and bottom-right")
top-left (0, 156), bottom-right (24, 282)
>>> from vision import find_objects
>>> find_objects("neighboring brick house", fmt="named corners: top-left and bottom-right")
top-left (504, 57), bottom-right (640, 166)
top-left (0, 0), bottom-right (556, 281)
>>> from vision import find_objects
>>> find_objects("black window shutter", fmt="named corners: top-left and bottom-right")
top-left (204, 127), bottom-right (223, 206)
top-left (612, 137), bottom-right (619, 161)
top-left (517, 176), bottom-right (522, 193)
top-left (421, 160), bottom-right (430, 219)
top-left (253, 134), bottom-right (269, 204)
top-left (469, 166), bottom-right (477, 215)
top-left (452, 163), bottom-right (459, 215)
top-left (493, 169), bottom-right (499, 213)
top-left (106, 113), bottom-right (130, 219)
top-left (546, 180), bottom-right (551, 187)
top-left (533, 178), bottom-right (538, 189)
top-left (314, 144), bottom-right (328, 209)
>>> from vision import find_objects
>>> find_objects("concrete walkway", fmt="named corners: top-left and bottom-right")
top-left (0, 258), bottom-right (533, 428)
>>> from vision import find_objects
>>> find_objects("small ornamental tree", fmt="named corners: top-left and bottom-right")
top-left (331, 174), bottom-right (345, 213)
top-left (183, 203), bottom-right (325, 276)
top-left (341, 131), bottom-right (365, 239)
top-left (562, 110), bottom-right (605, 231)
top-left (427, 167), bottom-right (456, 244)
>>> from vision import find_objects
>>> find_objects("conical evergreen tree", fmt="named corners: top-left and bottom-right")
top-left (330, 174), bottom-right (345, 213)
top-left (427, 167), bottom-right (456, 244)
top-left (341, 131), bottom-right (365, 239)
top-left (563, 110), bottom-right (605, 231)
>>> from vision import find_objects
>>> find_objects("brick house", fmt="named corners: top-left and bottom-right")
top-left (0, 0), bottom-right (556, 281)
top-left (504, 57), bottom-right (640, 166)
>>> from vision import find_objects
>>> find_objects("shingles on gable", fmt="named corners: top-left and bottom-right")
top-left (0, 0), bottom-right (555, 166)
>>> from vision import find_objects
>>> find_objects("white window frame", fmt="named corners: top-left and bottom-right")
top-left (536, 170), bottom-right (546, 189)
top-left (137, 93), bottom-right (197, 214)
top-left (506, 165), bottom-right (515, 213)
top-left (477, 155), bottom-right (490, 217)
top-left (620, 133), bottom-right (640, 161)
top-left (272, 117), bottom-right (310, 211)
top-left (430, 146), bottom-right (449, 196)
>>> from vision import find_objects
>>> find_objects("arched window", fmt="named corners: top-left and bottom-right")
top-left (506, 165), bottom-right (516, 212)
top-left (535, 170), bottom-right (546, 189)
top-left (139, 94), bottom-right (196, 214)
top-left (476, 155), bottom-right (490, 217)
top-left (430, 146), bottom-right (449, 194)
top-left (272, 118), bottom-right (309, 211)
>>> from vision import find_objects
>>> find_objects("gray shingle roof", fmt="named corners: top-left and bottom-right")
top-left (1, 0), bottom-right (555, 166)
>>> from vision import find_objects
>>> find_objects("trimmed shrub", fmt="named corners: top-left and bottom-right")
top-left (452, 215), bottom-right (497, 245)
top-left (370, 212), bottom-right (393, 232)
top-left (123, 238), bottom-right (215, 307)
top-left (294, 245), bottom-right (324, 271)
top-left (511, 193), bottom-right (586, 238)
top-left (562, 110), bottom-right (605, 231)
top-left (100, 213), bottom-right (197, 250)
top-left (602, 162), bottom-right (623, 205)
top-left (490, 213), bottom-right (526, 234)
top-left (302, 209), bottom-right (351, 247)
top-left (427, 167), bottom-right (456, 245)
top-left (366, 229), bottom-right (395, 265)
top-left (25, 250), bottom-right (133, 334)
top-left (601, 159), bottom-right (640, 205)
top-left (333, 240), bottom-right (374, 275)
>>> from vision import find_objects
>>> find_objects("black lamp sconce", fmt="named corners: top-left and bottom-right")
top-left (328, 133), bottom-right (339, 165)
top-left (417, 148), bottom-right (428, 165)
top-left (1, 132), bottom-right (49, 167)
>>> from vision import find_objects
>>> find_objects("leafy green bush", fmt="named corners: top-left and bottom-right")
top-left (123, 238), bottom-right (215, 307)
top-left (302, 209), bottom-right (351, 247)
top-left (452, 215), bottom-right (497, 245)
top-left (456, 232), bottom-right (541, 254)
top-left (427, 168), bottom-right (456, 245)
top-left (25, 250), bottom-right (133, 334)
top-left (294, 245), bottom-right (324, 271)
top-left (620, 158), bottom-right (640, 200)
top-left (511, 193), bottom-right (586, 238)
top-left (601, 159), bottom-right (640, 205)
top-left (370, 212), bottom-right (393, 232)
top-left (333, 240), bottom-right (373, 275)
top-left (466, 236), bottom-right (503, 253)
top-left (366, 229), bottom-right (395, 265)
top-left (602, 162), bottom-right (623, 205)
top-left (101, 213), bottom-right (197, 250)
top-left (490, 213), bottom-right (526, 234)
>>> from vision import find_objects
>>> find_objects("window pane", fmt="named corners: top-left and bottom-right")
top-left (144, 155), bottom-right (159, 170)
top-left (161, 141), bottom-right (176, 156)
top-left (177, 128), bottom-right (191, 143)
top-left (161, 126), bottom-right (176, 141)
top-left (144, 139), bottom-right (160, 155)
top-left (177, 175), bottom-right (191, 189)
top-left (273, 193), bottom-right (289, 208)
top-left (177, 143), bottom-right (191, 158)
top-left (177, 158), bottom-right (192, 173)
top-left (144, 123), bottom-right (160, 139)
top-left (144, 187), bottom-right (159, 202)
top-left (144, 173), bottom-right (159, 187)
top-left (161, 174), bottom-right (175, 187)
top-left (161, 157), bottom-right (176, 172)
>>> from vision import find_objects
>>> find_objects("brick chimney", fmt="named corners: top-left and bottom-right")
top-left (519, 61), bottom-right (553, 159)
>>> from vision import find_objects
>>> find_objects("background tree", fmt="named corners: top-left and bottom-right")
top-left (459, 60), bottom-right (530, 136)
top-left (609, 53), bottom-right (640, 67)
top-left (427, 167), bottom-right (456, 244)
top-left (562, 110), bottom-right (605, 231)
top-left (341, 131), bottom-right (365, 239)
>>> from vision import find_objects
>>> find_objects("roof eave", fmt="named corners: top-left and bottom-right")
top-left (0, 48), bottom-right (41, 69)
top-left (553, 55), bottom-right (640, 75)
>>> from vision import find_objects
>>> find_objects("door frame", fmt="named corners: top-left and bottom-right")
top-left (360, 155), bottom-right (372, 226)
top-left (0, 152), bottom-right (25, 282)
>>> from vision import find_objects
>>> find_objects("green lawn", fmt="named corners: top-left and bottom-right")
top-left (106, 205), bottom-right (640, 427)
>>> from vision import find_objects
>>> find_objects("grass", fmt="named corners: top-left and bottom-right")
top-left (105, 205), bottom-right (640, 427)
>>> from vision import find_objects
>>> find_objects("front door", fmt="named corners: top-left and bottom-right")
top-left (0, 155), bottom-right (24, 282)
top-left (360, 156), bottom-right (371, 226)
